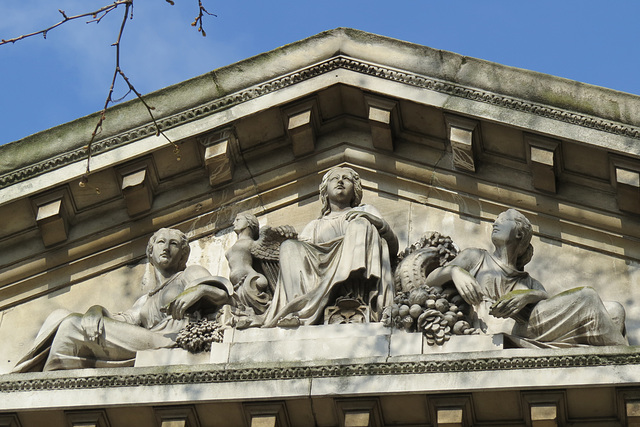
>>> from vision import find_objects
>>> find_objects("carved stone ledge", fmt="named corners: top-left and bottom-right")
top-left (335, 399), bottom-right (383, 427)
top-left (525, 134), bottom-right (562, 193)
top-left (429, 395), bottom-right (473, 427)
top-left (198, 128), bottom-right (239, 187)
top-left (31, 188), bottom-right (73, 247)
top-left (364, 94), bottom-right (398, 152)
top-left (522, 392), bottom-right (565, 427)
top-left (117, 160), bottom-right (158, 217)
top-left (628, 402), bottom-right (640, 427)
top-left (436, 408), bottom-right (464, 427)
top-left (0, 414), bottom-right (21, 427)
top-left (65, 409), bottom-right (111, 427)
top-left (529, 404), bottom-right (558, 427)
top-left (243, 402), bottom-right (290, 427)
top-left (282, 99), bottom-right (320, 157)
top-left (444, 114), bottom-right (481, 173)
top-left (610, 155), bottom-right (640, 214)
top-left (154, 406), bottom-right (201, 427)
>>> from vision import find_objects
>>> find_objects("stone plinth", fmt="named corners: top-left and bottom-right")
top-left (134, 325), bottom-right (506, 367)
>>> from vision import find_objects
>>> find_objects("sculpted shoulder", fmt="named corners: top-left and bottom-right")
top-left (182, 264), bottom-right (212, 283)
top-left (449, 247), bottom-right (485, 270)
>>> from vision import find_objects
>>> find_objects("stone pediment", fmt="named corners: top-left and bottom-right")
top-left (2, 28), bottom-right (640, 426)
top-left (1, 28), bottom-right (640, 310)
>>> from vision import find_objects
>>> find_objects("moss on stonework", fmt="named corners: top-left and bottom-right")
top-left (556, 286), bottom-right (588, 297)
top-left (495, 289), bottom-right (535, 302)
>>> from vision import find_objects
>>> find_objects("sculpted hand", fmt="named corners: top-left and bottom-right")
top-left (450, 266), bottom-right (483, 305)
top-left (345, 211), bottom-right (383, 229)
top-left (168, 286), bottom-right (204, 320)
top-left (490, 292), bottom-right (534, 318)
top-left (81, 305), bottom-right (105, 344)
top-left (275, 225), bottom-right (297, 239)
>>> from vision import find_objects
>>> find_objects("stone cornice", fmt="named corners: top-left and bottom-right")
top-left (3, 56), bottom-right (640, 190)
top-left (2, 350), bottom-right (640, 393)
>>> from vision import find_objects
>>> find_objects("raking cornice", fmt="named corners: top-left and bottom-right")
top-left (2, 55), bottom-right (640, 190)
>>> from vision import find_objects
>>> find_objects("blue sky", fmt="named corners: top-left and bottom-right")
top-left (1, 1), bottom-right (639, 145)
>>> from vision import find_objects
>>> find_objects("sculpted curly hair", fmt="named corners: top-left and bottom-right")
top-left (236, 212), bottom-right (260, 240)
top-left (507, 209), bottom-right (534, 270)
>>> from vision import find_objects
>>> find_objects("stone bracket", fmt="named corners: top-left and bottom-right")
top-left (364, 94), bottom-right (399, 152)
top-left (282, 98), bottom-right (320, 157)
top-left (610, 155), bottom-right (640, 214)
top-left (444, 114), bottom-right (481, 173)
top-left (525, 133), bottom-right (562, 193)
top-left (428, 395), bottom-right (473, 427)
top-left (31, 187), bottom-right (74, 247)
top-left (116, 159), bottom-right (158, 217)
top-left (198, 127), bottom-right (239, 187)
top-left (65, 409), bottom-right (111, 427)
top-left (154, 405), bottom-right (201, 427)
top-left (617, 389), bottom-right (640, 427)
top-left (0, 414), bottom-right (21, 427)
top-left (243, 402), bottom-right (290, 427)
top-left (335, 398), bottom-right (383, 427)
top-left (521, 391), bottom-right (565, 427)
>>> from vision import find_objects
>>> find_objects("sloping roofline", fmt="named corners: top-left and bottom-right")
top-left (2, 27), bottom-right (640, 181)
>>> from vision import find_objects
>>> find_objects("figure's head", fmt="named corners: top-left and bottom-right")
top-left (491, 209), bottom-right (534, 269)
top-left (319, 166), bottom-right (363, 216)
top-left (147, 228), bottom-right (190, 274)
top-left (233, 212), bottom-right (259, 239)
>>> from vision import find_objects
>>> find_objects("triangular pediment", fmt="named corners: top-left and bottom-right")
top-left (1, 28), bottom-right (640, 426)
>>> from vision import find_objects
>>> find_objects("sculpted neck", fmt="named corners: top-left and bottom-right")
top-left (328, 200), bottom-right (352, 215)
top-left (154, 265), bottom-right (180, 282)
top-left (492, 241), bottom-right (520, 269)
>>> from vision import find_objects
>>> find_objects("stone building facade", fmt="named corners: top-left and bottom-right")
top-left (1, 28), bottom-right (640, 426)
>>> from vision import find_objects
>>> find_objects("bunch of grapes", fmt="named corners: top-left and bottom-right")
top-left (175, 318), bottom-right (225, 353)
top-left (382, 285), bottom-right (478, 346)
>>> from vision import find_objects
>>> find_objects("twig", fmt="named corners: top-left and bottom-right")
top-left (81, 1), bottom-right (180, 187)
top-left (191, 0), bottom-right (216, 37)
top-left (1, 0), bottom-right (217, 188)
top-left (0, 1), bottom-right (131, 45)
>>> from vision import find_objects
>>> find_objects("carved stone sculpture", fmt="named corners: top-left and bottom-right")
top-left (385, 232), bottom-right (478, 345)
top-left (225, 212), bottom-right (297, 317)
top-left (13, 228), bottom-right (233, 372)
top-left (426, 209), bottom-right (628, 348)
top-left (226, 213), bottom-right (272, 315)
top-left (262, 166), bottom-right (399, 327)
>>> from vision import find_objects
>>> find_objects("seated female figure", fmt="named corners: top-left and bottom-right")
top-left (263, 166), bottom-right (398, 327)
top-left (426, 209), bottom-right (627, 348)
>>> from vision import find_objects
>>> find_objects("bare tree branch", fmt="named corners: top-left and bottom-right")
top-left (2, 0), bottom-right (217, 190)
top-left (0, 1), bottom-right (131, 45)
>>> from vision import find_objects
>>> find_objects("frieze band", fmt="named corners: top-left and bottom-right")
top-left (2, 351), bottom-right (639, 393)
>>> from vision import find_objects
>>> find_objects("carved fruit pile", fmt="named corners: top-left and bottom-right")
top-left (382, 285), bottom-right (478, 346)
top-left (394, 232), bottom-right (460, 294)
top-left (175, 318), bottom-right (225, 353)
top-left (396, 232), bottom-right (459, 266)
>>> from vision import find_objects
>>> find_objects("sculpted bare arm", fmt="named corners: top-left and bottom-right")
top-left (168, 265), bottom-right (232, 320)
top-left (425, 248), bottom-right (484, 305)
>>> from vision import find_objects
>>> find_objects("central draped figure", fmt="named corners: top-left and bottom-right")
top-left (262, 166), bottom-right (398, 327)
